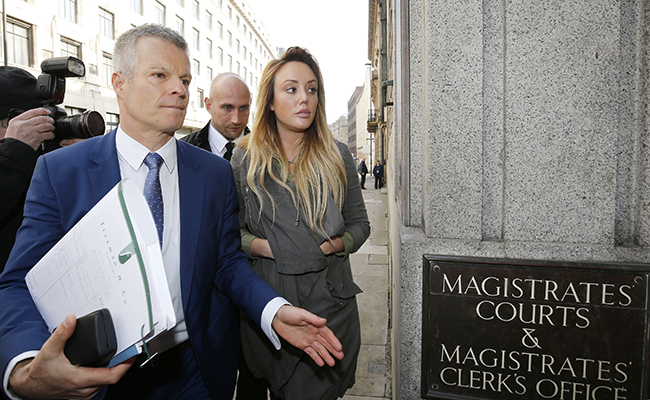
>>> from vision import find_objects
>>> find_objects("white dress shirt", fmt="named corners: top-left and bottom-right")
top-left (116, 128), bottom-right (187, 352)
top-left (207, 123), bottom-right (232, 157)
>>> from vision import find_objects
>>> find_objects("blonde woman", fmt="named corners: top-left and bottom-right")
top-left (231, 47), bottom-right (370, 400)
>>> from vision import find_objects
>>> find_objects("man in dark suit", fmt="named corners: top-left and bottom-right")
top-left (180, 72), bottom-right (250, 161)
top-left (0, 24), bottom-right (343, 400)
top-left (358, 157), bottom-right (368, 189)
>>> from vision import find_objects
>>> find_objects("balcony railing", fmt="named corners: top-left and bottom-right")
top-left (367, 109), bottom-right (378, 133)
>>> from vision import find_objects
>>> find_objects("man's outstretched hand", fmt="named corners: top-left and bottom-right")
top-left (272, 305), bottom-right (344, 367)
top-left (8, 314), bottom-right (133, 400)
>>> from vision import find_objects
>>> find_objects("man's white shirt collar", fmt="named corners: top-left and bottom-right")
top-left (207, 123), bottom-right (232, 157)
top-left (116, 126), bottom-right (177, 173)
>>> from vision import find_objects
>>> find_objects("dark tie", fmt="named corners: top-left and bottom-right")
top-left (223, 142), bottom-right (235, 161)
top-left (143, 153), bottom-right (164, 246)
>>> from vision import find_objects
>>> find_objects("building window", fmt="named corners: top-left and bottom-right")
top-left (131, 0), bottom-right (142, 15)
top-left (236, 39), bottom-right (240, 54)
top-left (197, 88), bottom-right (204, 108)
top-left (192, 28), bottom-right (200, 50)
top-left (193, 59), bottom-right (200, 76)
top-left (99, 8), bottom-right (114, 39)
top-left (206, 38), bottom-right (213, 59)
top-left (218, 0), bottom-right (223, 8)
top-left (236, 61), bottom-right (240, 75)
top-left (177, 0), bottom-right (184, 7)
top-left (207, 66), bottom-right (213, 81)
top-left (236, 16), bottom-right (240, 27)
top-left (218, 47), bottom-right (223, 66)
top-left (175, 16), bottom-right (184, 36)
top-left (60, 37), bottom-right (81, 59)
top-left (217, 22), bottom-right (223, 39)
top-left (4, 19), bottom-right (31, 67)
top-left (106, 112), bottom-right (119, 132)
top-left (228, 55), bottom-right (232, 71)
top-left (65, 106), bottom-right (85, 116)
top-left (227, 31), bottom-right (232, 47)
top-left (227, 5), bottom-right (232, 19)
top-left (59, 0), bottom-right (77, 23)
top-left (102, 53), bottom-right (112, 86)
top-left (155, 1), bottom-right (166, 24)
top-left (205, 11), bottom-right (212, 30)
top-left (192, 0), bottom-right (199, 19)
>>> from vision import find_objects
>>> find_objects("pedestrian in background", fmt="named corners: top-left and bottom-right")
top-left (357, 157), bottom-right (368, 189)
top-left (373, 159), bottom-right (384, 189)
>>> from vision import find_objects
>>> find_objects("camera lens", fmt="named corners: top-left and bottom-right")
top-left (56, 110), bottom-right (105, 139)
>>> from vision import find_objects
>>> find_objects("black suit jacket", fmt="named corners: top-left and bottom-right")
top-left (179, 122), bottom-right (212, 152)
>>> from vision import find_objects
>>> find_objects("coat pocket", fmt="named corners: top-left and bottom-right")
top-left (326, 271), bottom-right (362, 300)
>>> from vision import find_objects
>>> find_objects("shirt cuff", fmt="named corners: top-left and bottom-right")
top-left (336, 231), bottom-right (355, 256)
top-left (240, 232), bottom-right (258, 259)
top-left (3, 351), bottom-right (39, 400)
top-left (260, 297), bottom-right (291, 350)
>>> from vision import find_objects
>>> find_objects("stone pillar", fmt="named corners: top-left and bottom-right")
top-left (390, 0), bottom-right (649, 398)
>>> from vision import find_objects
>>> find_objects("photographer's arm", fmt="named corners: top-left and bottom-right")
top-left (7, 315), bottom-right (133, 400)
top-left (4, 108), bottom-right (54, 151)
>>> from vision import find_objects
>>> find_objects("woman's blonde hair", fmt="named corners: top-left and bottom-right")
top-left (239, 47), bottom-right (347, 237)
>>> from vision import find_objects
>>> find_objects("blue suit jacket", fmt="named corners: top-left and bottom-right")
top-left (0, 130), bottom-right (279, 399)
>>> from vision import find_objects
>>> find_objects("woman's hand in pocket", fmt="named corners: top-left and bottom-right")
top-left (319, 236), bottom-right (344, 255)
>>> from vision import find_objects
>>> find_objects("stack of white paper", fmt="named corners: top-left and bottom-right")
top-left (25, 179), bottom-right (176, 365)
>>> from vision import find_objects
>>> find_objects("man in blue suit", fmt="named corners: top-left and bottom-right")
top-left (0, 24), bottom-right (343, 400)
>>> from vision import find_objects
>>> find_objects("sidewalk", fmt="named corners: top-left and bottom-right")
top-left (342, 177), bottom-right (391, 400)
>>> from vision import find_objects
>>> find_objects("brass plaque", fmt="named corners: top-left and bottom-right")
top-left (422, 256), bottom-right (650, 400)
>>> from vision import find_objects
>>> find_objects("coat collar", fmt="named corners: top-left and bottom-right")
top-left (87, 129), bottom-right (122, 201)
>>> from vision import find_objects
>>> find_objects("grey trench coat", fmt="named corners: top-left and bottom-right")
top-left (231, 141), bottom-right (370, 400)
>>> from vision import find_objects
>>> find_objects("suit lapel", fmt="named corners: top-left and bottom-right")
top-left (88, 130), bottom-right (121, 201)
top-left (177, 141), bottom-right (204, 312)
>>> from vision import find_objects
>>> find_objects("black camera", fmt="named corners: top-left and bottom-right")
top-left (10, 57), bottom-right (105, 153)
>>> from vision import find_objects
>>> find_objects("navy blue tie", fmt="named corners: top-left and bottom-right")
top-left (143, 153), bottom-right (164, 246)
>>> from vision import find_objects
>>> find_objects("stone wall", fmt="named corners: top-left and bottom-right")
top-left (390, 0), bottom-right (649, 398)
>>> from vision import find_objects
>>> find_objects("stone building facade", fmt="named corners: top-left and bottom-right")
top-left (347, 85), bottom-right (362, 158)
top-left (2, 0), bottom-right (275, 135)
top-left (370, 0), bottom-right (650, 398)
top-left (328, 114), bottom-right (348, 145)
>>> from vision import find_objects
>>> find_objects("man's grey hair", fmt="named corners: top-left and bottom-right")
top-left (114, 24), bottom-right (189, 79)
